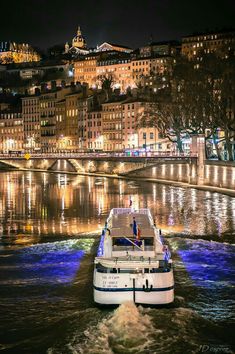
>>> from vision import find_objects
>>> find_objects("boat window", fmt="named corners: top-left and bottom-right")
top-left (96, 263), bottom-right (119, 273)
top-left (150, 266), bottom-right (171, 273)
top-left (119, 269), bottom-right (132, 273)
top-left (113, 238), bottom-right (154, 246)
top-left (143, 239), bottom-right (154, 246)
top-left (158, 260), bottom-right (171, 269)
top-left (113, 238), bottom-right (133, 246)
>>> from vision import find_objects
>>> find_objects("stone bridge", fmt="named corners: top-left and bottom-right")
top-left (0, 155), bottom-right (234, 191)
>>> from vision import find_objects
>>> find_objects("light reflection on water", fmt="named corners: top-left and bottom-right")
top-left (176, 239), bottom-right (235, 322)
top-left (0, 171), bottom-right (234, 353)
top-left (0, 171), bottom-right (234, 244)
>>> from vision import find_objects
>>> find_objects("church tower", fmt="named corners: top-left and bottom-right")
top-left (72, 26), bottom-right (86, 49)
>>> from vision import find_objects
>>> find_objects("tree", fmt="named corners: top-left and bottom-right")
top-left (138, 58), bottom-right (195, 152)
top-left (196, 53), bottom-right (235, 160)
top-left (100, 75), bottom-right (114, 101)
top-left (138, 54), bottom-right (235, 160)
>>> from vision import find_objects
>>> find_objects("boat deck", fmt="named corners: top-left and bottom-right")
top-left (109, 211), bottom-right (155, 239)
top-left (111, 212), bottom-right (152, 228)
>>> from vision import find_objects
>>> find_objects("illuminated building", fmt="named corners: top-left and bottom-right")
top-left (64, 26), bottom-right (89, 56)
top-left (22, 95), bottom-right (40, 151)
top-left (102, 99), bottom-right (124, 151)
top-left (74, 54), bottom-right (99, 87)
top-left (139, 41), bottom-right (180, 57)
top-left (181, 30), bottom-right (235, 60)
top-left (74, 53), bottom-right (173, 93)
top-left (0, 108), bottom-right (23, 152)
top-left (0, 41), bottom-right (40, 64)
top-left (121, 100), bottom-right (169, 151)
top-left (97, 54), bottom-right (133, 92)
top-left (122, 100), bottom-right (144, 149)
top-left (131, 58), bottom-right (151, 82)
top-left (56, 91), bottom-right (83, 150)
top-left (55, 85), bottom-right (98, 151)
top-left (75, 52), bottom-right (134, 92)
top-left (138, 127), bottom-right (170, 152)
top-left (96, 42), bottom-right (132, 53)
top-left (72, 26), bottom-right (87, 49)
top-left (86, 109), bottom-right (103, 150)
top-left (55, 99), bottom-right (66, 150)
top-left (39, 86), bottom-right (75, 152)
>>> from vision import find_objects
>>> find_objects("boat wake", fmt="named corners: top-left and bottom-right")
top-left (67, 301), bottom-right (156, 354)
top-left (47, 301), bottom-right (218, 354)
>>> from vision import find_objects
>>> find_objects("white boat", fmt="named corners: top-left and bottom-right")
top-left (93, 208), bottom-right (174, 305)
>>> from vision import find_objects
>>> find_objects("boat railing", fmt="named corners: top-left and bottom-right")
top-left (111, 208), bottom-right (132, 215)
top-left (113, 244), bottom-right (155, 252)
top-left (111, 208), bottom-right (152, 216)
top-left (122, 236), bottom-right (144, 250)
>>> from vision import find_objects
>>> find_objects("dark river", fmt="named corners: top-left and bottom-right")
top-left (0, 171), bottom-right (234, 354)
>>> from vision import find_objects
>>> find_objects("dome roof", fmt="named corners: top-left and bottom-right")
top-left (72, 26), bottom-right (86, 49)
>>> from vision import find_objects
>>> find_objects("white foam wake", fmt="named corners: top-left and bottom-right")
top-left (76, 301), bottom-right (156, 354)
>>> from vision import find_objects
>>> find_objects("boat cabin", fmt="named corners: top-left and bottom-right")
top-left (102, 208), bottom-right (163, 258)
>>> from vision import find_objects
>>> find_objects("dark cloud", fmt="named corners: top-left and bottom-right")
top-left (0, 0), bottom-right (234, 50)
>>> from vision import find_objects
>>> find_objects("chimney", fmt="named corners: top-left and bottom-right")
top-left (132, 88), bottom-right (138, 98)
top-left (114, 88), bottom-right (121, 96)
top-left (35, 87), bottom-right (41, 95)
top-left (51, 80), bottom-right (57, 91)
top-left (41, 82), bottom-right (47, 93)
top-left (76, 81), bottom-right (82, 91)
top-left (82, 83), bottom-right (89, 97)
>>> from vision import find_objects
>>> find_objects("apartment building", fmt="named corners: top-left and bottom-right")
top-left (22, 95), bottom-right (40, 150)
top-left (182, 30), bottom-right (235, 60)
top-left (102, 99), bottom-right (124, 151)
top-left (97, 56), bottom-right (133, 92)
top-left (74, 54), bottom-right (98, 87)
top-left (0, 108), bottom-right (23, 152)
top-left (86, 109), bottom-right (103, 150)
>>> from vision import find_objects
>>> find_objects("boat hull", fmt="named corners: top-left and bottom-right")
top-left (93, 269), bottom-right (174, 305)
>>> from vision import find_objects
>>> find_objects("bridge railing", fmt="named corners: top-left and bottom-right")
top-left (0, 151), bottom-right (198, 159)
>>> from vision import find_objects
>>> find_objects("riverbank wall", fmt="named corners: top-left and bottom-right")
top-left (0, 157), bottom-right (234, 195)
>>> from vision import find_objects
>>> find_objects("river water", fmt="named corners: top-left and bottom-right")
top-left (0, 171), bottom-right (234, 354)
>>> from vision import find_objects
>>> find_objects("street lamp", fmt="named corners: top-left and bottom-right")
top-left (143, 132), bottom-right (147, 157)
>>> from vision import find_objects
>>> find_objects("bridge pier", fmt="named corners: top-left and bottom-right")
top-left (191, 134), bottom-right (206, 185)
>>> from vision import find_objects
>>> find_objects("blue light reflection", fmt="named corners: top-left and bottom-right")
top-left (18, 241), bottom-right (87, 284)
top-left (178, 240), bottom-right (235, 288)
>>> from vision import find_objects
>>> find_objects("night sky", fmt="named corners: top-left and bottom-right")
top-left (1, 0), bottom-right (235, 51)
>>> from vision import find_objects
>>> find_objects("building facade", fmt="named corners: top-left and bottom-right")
top-left (22, 96), bottom-right (40, 151)
top-left (0, 108), bottom-right (23, 152)
top-left (182, 30), bottom-right (235, 60)
top-left (97, 57), bottom-right (133, 92)
top-left (86, 109), bottom-right (103, 150)
top-left (102, 100), bottom-right (123, 151)
top-left (0, 41), bottom-right (40, 64)
top-left (139, 41), bottom-right (180, 58)
top-left (74, 54), bottom-right (98, 87)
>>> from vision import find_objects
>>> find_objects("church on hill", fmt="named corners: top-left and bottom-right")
top-left (65, 26), bottom-right (133, 57)
top-left (64, 26), bottom-right (89, 56)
